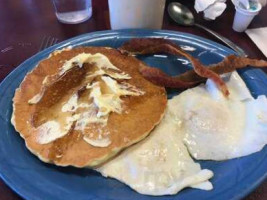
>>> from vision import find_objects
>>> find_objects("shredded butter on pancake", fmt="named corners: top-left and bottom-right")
top-left (30, 53), bottom-right (144, 147)
top-left (12, 47), bottom-right (167, 167)
top-left (60, 53), bottom-right (131, 79)
top-left (120, 38), bottom-right (267, 96)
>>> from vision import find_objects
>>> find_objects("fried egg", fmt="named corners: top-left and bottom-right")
top-left (97, 103), bottom-right (213, 196)
top-left (170, 71), bottom-right (267, 160)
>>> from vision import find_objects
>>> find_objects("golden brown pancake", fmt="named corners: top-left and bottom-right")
top-left (12, 47), bottom-right (167, 168)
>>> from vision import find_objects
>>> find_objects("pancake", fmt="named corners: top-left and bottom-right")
top-left (12, 47), bottom-right (167, 168)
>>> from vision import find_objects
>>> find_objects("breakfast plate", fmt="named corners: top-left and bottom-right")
top-left (0, 29), bottom-right (266, 200)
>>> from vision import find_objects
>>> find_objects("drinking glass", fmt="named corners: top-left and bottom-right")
top-left (52, 0), bottom-right (92, 24)
top-left (108, 0), bottom-right (166, 30)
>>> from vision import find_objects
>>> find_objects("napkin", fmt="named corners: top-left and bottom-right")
top-left (194, 0), bottom-right (227, 20)
top-left (246, 27), bottom-right (267, 58)
top-left (195, 0), bottom-right (217, 11)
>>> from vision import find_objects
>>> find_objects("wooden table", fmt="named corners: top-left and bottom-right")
top-left (0, 0), bottom-right (266, 199)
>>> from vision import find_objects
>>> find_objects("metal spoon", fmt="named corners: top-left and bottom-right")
top-left (168, 2), bottom-right (247, 57)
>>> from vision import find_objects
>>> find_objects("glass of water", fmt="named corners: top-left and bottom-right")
top-left (52, 0), bottom-right (92, 24)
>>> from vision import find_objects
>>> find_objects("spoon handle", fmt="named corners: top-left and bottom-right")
top-left (194, 23), bottom-right (247, 57)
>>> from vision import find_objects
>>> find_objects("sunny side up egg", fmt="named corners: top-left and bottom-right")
top-left (97, 102), bottom-right (214, 196)
top-left (171, 71), bottom-right (267, 161)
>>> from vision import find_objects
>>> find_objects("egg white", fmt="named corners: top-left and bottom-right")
top-left (96, 103), bottom-right (213, 195)
top-left (170, 71), bottom-right (267, 160)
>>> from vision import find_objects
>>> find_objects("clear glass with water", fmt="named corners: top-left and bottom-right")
top-left (52, 0), bottom-right (92, 24)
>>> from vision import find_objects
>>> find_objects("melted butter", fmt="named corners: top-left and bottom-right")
top-left (48, 46), bottom-right (73, 58)
top-left (42, 76), bottom-right (49, 85)
top-left (53, 46), bottom-right (72, 55)
top-left (75, 104), bottom-right (108, 131)
top-left (83, 136), bottom-right (111, 147)
top-left (60, 53), bottom-right (131, 80)
top-left (28, 93), bottom-right (43, 104)
top-left (86, 69), bottom-right (130, 80)
top-left (60, 53), bottom-right (89, 73)
top-left (80, 123), bottom-right (111, 148)
top-left (35, 96), bottom-right (78, 144)
top-left (36, 121), bottom-right (72, 144)
top-left (62, 93), bottom-right (78, 112)
top-left (88, 82), bottom-right (123, 118)
top-left (101, 76), bottom-right (145, 96)
top-left (32, 53), bottom-right (144, 149)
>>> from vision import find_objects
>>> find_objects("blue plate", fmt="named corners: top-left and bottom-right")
top-left (0, 30), bottom-right (266, 200)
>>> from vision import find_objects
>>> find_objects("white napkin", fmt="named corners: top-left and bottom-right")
top-left (204, 1), bottom-right (227, 20)
top-left (195, 0), bottom-right (217, 12)
top-left (246, 27), bottom-right (267, 58)
top-left (194, 0), bottom-right (227, 20)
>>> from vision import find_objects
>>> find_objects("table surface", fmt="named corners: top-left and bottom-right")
top-left (0, 0), bottom-right (266, 199)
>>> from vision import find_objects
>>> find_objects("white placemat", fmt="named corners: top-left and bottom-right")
top-left (246, 27), bottom-right (267, 58)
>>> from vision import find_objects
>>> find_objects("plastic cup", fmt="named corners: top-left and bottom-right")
top-left (52, 0), bottom-right (92, 24)
top-left (232, 2), bottom-right (262, 32)
top-left (108, 0), bottom-right (166, 30)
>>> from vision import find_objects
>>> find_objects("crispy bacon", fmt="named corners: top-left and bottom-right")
top-left (138, 62), bottom-right (198, 88)
top-left (177, 55), bottom-right (267, 83)
top-left (120, 38), bottom-right (230, 96)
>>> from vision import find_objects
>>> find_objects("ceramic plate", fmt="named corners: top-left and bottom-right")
top-left (0, 29), bottom-right (266, 200)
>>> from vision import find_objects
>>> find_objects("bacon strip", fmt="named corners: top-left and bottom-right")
top-left (177, 55), bottom-right (267, 83)
top-left (138, 62), bottom-right (198, 88)
top-left (120, 38), bottom-right (230, 96)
